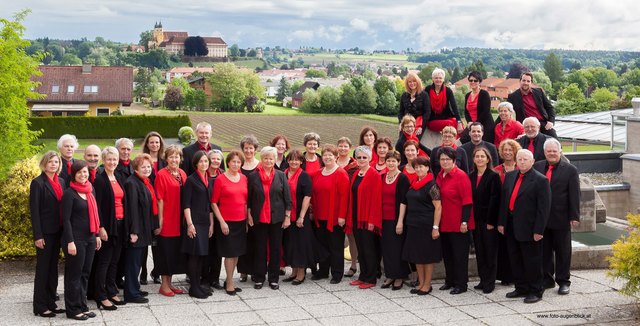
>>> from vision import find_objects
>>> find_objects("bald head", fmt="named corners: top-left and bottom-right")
top-left (84, 145), bottom-right (101, 169)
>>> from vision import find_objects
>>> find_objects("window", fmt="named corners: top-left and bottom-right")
top-left (67, 111), bottom-right (85, 117)
top-left (83, 85), bottom-right (98, 93)
top-left (96, 108), bottom-right (110, 116)
top-left (52, 85), bottom-right (60, 93)
top-left (67, 85), bottom-right (75, 93)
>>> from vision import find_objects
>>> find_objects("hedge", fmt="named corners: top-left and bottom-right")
top-left (29, 115), bottom-right (192, 139)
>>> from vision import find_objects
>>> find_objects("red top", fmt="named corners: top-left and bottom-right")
top-left (494, 164), bottom-right (517, 184)
top-left (311, 168), bottom-right (350, 231)
top-left (494, 119), bottom-right (525, 147)
top-left (402, 166), bottom-right (418, 184)
top-left (153, 161), bottom-right (159, 176)
top-left (522, 91), bottom-right (543, 120)
top-left (155, 168), bottom-right (187, 237)
top-left (381, 177), bottom-right (398, 221)
top-left (305, 159), bottom-right (321, 176)
top-left (347, 168), bottom-right (383, 235)
top-left (436, 166), bottom-right (474, 232)
top-left (211, 173), bottom-right (248, 222)
top-left (466, 94), bottom-right (478, 121)
top-left (111, 180), bottom-right (125, 220)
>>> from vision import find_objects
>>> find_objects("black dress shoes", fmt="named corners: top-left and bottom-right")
top-left (127, 296), bottom-right (149, 304)
top-left (139, 277), bottom-right (148, 285)
top-left (34, 311), bottom-right (56, 318)
top-left (52, 308), bottom-right (66, 314)
top-left (417, 286), bottom-right (433, 295)
top-left (558, 284), bottom-right (570, 295)
top-left (292, 278), bottom-right (305, 285)
top-left (211, 282), bottom-right (224, 290)
top-left (69, 313), bottom-right (89, 321)
top-left (83, 311), bottom-right (97, 318)
top-left (450, 287), bottom-right (467, 295)
top-left (439, 284), bottom-right (452, 291)
top-left (269, 283), bottom-right (280, 290)
top-left (543, 281), bottom-right (555, 289)
top-left (152, 276), bottom-right (161, 284)
top-left (524, 294), bottom-right (542, 303)
top-left (329, 277), bottom-right (341, 284)
top-left (473, 283), bottom-right (484, 290)
top-left (254, 282), bottom-right (264, 290)
top-left (506, 290), bottom-right (527, 298)
top-left (311, 274), bottom-right (328, 281)
top-left (140, 291), bottom-right (149, 297)
top-left (483, 285), bottom-right (495, 294)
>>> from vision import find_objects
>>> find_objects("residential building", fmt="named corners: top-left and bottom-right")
top-left (291, 81), bottom-right (320, 108)
top-left (166, 67), bottom-right (215, 82)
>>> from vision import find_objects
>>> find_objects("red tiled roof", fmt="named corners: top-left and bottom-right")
top-left (160, 33), bottom-right (226, 46)
top-left (30, 66), bottom-right (133, 104)
top-left (163, 31), bottom-right (188, 39)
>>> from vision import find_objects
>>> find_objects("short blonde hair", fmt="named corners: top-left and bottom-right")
top-left (400, 114), bottom-right (417, 129)
top-left (441, 125), bottom-right (457, 137)
top-left (164, 144), bottom-right (183, 161)
top-left (101, 146), bottom-right (119, 162)
top-left (39, 151), bottom-right (62, 174)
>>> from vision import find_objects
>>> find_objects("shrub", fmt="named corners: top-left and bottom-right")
top-left (178, 126), bottom-right (195, 145)
top-left (29, 115), bottom-right (191, 139)
top-left (0, 157), bottom-right (40, 259)
top-left (608, 213), bottom-right (640, 298)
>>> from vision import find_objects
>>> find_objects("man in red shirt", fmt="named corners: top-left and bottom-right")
top-left (507, 72), bottom-right (557, 139)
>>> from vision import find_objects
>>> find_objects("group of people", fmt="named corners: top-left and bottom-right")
top-left (29, 70), bottom-right (581, 320)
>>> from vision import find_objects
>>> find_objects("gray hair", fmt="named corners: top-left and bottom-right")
top-left (195, 122), bottom-right (212, 133)
top-left (57, 134), bottom-right (79, 150)
top-left (522, 117), bottom-right (540, 127)
top-left (497, 102), bottom-right (514, 113)
top-left (260, 146), bottom-right (277, 158)
top-left (432, 68), bottom-right (446, 78)
top-left (516, 149), bottom-right (534, 160)
top-left (303, 132), bottom-right (321, 146)
top-left (240, 134), bottom-right (259, 149)
top-left (543, 138), bottom-right (562, 152)
top-left (101, 146), bottom-right (119, 161)
top-left (354, 145), bottom-right (372, 158)
top-left (115, 138), bottom-right (134, 149)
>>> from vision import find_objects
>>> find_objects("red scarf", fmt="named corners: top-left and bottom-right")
top-left (70, 181), bottom-right (100, 234)
top-left (47, 174), bottom-right (63, 201)
top-left (197, 170), bottom-right (209, 188)
top-left (411, 172), bottom-right (434, 190)
top-left (257, 165), bottom-right (274, 224)
top-left (120, 159), bottom-right (130, 166)
top-left (139, 174), bottom-right (158, 215)
top-left (285, 168), bottom-right (302, 222)
top-left (347, 168), bottom-right (383, 235)
top-left (429, 86), bottom-right (447, 115)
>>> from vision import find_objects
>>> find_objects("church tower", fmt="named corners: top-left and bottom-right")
top-left (152, 21), bottom-right (164, 45)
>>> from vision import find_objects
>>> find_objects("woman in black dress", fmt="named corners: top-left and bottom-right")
top-left (238, 135), bottom-right (260, 282)
top-left (62, 160), bottom-right (102, 320)
top-left (397, 157), bottom-right (441, 295)
top-left (30, 151), bottom-right (66, 318)
top-left (182, 151), bottom-right (214, 298)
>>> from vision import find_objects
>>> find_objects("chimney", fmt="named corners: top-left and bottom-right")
top-left (632, 98), bottom-right (640, 117)
top-left (82, 64), bottom-right (92, 74)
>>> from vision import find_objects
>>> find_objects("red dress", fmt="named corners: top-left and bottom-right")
top-left (211, 173), bottom-right (248, 222)
top-left (311, 168), bottom-right (350, 231)
top-left (305, 159), bottom-right (321, 176)
top-left (155, 168), bottom-right (187, 237)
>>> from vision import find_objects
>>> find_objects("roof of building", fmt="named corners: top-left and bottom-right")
top-left (30, 65), bottom-right (133, 104)
top-left (292, 81), bottom-right (320, 99)
top-left (555, 108), bottom-right (632, 145)
top-left (168, 67), bottom-right (215, 74)
top-left (160, 33), bottom-right (226, 46)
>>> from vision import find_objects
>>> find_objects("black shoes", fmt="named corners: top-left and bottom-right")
top-left (69, 313), bottom-right (89, 320)
top-left (381, 280), bottom-right (393, 289)
top-left (139, 277), bottom-right (148, 285)
top-left (558, 284), bottom-right (570, 295)
top-left (109, 297), bottom-right (126, 306)
top-left (96, 300), bottom-right (117, 311)
top-left (152, 276), bottom-right (161, 284)
top-left (417, 286), bottom-right (433, 295)
top-left (450, 287), bottom-right (467, 295)
top-left (311, 274), bottom-right (328, 281)
top-left (329, 277), bottom-right (341, 284)
top-left (410, 288), bottom-right (419, 294)
top-left (392, 282), bottom-right (403, 291)
top-left (506, 290), bottom-right (527, 298)
top-left (211, 282), bottom-right (224, 290)
top-left (83, 311), bottom-right (96, 318)
top-left (473, 283), bottom-right (484, 290)
top-left (189, 290), bottom-right (209, 299)
top-left (483, 285), bottom-right (495, 294)
top-left (127, 296), bottom-right (149, 304)
top-left (524, 294), bottom-right (542, 303)
top-left (239, 274), bottom-right (248, 282)
top-left (52, 308), bottom-right (66, 314)
top-left (439, 284), bottom-right (452, 291)
top-left (34, 311), bottom-right (56, 318)
top-left (292, 278), bottom-right (305, 285)
top-left (224, 281), bottom-right (242, 295)
top-left (269, 283), bottom-right (279, 290)
top-left (344, 267), bottom-right (357, 277)
top-left (544, 281), bottom-right (556, 289)
top-left (140, 291), bottom-right (149, 297)
top-left (254, 282), bottom-right (264, 290)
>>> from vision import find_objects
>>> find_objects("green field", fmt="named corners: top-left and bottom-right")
top-left (296, 53), bottom-right (411, 66)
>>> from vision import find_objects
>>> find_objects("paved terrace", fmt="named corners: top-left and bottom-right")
top-left (1, 259), bottom-right (639, 325)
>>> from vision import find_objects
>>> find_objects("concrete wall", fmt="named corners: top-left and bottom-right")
top-left (596, 185), bottom-right (631, 219)
top-left (622, 154), bottom-right (640, 215)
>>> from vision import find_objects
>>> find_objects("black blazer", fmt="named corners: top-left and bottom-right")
top-left (424, 85), bottom-right (461, 122)
top-left (114, 161), bottom-right (134, 182)
top-left (124, 175), bottom-right (158, 247)
top-left (61, 188), bottom-right (98, 243)
top-left (498, 169), bottom-right (551, 241)
top-left (59, 157), bottom-right (74, 187)
top-left (507, 88), bottom-right (555, 124)
top-left (464, 90), bottom-right (495, 143)
top-left (460, 141), bottom-right (500, 171)
top-left (182, 173), bottom-right (213, 226)
top-left (533, 160), bottom-right (581, 230)
top-left (181, 142), bottom-right (223, 176)
top-left (517, 133), bottom-right (549, 162)
top-left (248, 169), bottom-right (292, 224)
top-left (93, 170), bottom-right (126, 237)
top-left (398, 91), bottom-right (431, 131)
top-left (29, 173), bottom-right (66, 240)
top-left (469, 169), bottom-right (502, 226)
top-left (275, 157), bottom-right (289, 172)
top-left (430, 146), bottom-right (469, 176)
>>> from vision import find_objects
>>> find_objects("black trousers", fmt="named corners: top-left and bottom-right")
top-left (543, 228), bottom-right (572, 286)
top-left (187, 254), bottom-right (204, 294)
top-left (93, 232), bottom-right (123, 301)
top-left (33, 232), bottom-right (61, 314)
top-left (202, 230), bottom-right (222, 285)
top-left (539, 125), bottom-right (558, 138)
top-left (473, 224), bottom-right (499, 288)
top-left (314, 221), bottom-right (345, 280)
top-left (354, 227), bottom-right (380, 284)
top-left (253, 222), bottom-right (284, 284)
top-left (63, 239), bottom-right (96, 317)
top-left (441, 232), bottom-right (470, 290)
top-left (123, 246), bottom-right (144, 301)
top-left (506, 220), bottom-right (544, 296)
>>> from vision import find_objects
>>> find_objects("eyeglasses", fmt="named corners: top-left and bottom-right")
top-left (468, 79), bottom-right (479, 83)
top-left (356, 156), bottom-right (369, 160)
top-left (439, 157), bottom-right (453, 162)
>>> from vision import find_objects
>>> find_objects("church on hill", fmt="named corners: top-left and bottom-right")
top-left (147, 21), bottom-right (228, 59)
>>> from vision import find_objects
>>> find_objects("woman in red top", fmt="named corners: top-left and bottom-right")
top-left (358, 126), bottom-right (378, 164)
top-left (153, 145), bottom-right (187, 297)
top-left (494, 102), bottom-right (525, 147)
top-left (372, 137), bottom-right (392, 174)
top-left (348, 146), bottom-right (382, 289)
top-left (212, 150), bottom-right (248, 295)
top-left (461, 71), bottom-right (495, 144)
top-left (336, 137), bottom-right (358, 277)
top-left (302, 132), bottom-right (322, 175)
top-left (401, 140), bottom-right (420, 184)
top-left (494, 139), bottom-right (522, 183)
top-left (425, 68), bottom-right (464, 134)
top-left (397, 73), bottom-right (430, 143)
top-left (436, 147), bottom-right (474, 295)
top-left (311, 144), bottom-right (350, 284)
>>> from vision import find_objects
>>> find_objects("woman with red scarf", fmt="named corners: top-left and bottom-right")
top-left (311, 144), bottom-right (350, 284)
top-left (436, 147), bottom-right (474, 295)
top-left (347, 146), bottom-right (382, 289)
top-left (396, 73), bottom-right (431, 147)
top-left (400, 140), bottom-right (421, 184)
top-left (425, 68), bottom-right (463, 135)
top-left (430, 126), bottom-right (469, 176)
top-left (396, 115), bottom-right (432, 165)
top-left (397, 157), bottom-right (441, 295)
top-left (123, 154), bottom-right (158, 304)
top-left (182, 151), bottom-right (214, 298)
top-left (30, 151), bottom-right (66, 318)
top-left (460, 71), bottom-right (495, 144)
top-left (371, 137), bottom-right (392, 174)
top-left (61, 160), bottom-right (102, 320)
top-left (283, 150), bottom-right (316, 284)
top-left (248, 146), bottom-right (292, 290)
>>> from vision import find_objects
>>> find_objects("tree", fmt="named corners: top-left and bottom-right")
top-left (451, 66), bottom-right (463, 82)
top-left (138, 48), bottom-right (169, 69)
top-left (417, 62), bottom-right (440, 85)
top-left (290, 80), bottom-right (304, 95)
top-left (317, 86), bottom-right (341, 113)
top-left (558, 83), bottom-right (585, 102)
top-left (339, 83), bottom-right (358, 114)
top-left (275, 76), bottom-right (291, 102)
top-left (184, 89), bottom-right (207, 111)
top-left (184, 36), bottom-right (209, 56)
top-left (228, 44), bottom-right (240, 59)
top-left (170, 77), bottom-right (191, 95)
top-left (622, 68), bottom-right (640, 87)
top-left (507, 62), bottom-right (529, 79)
top-left (60, 53), bottom-right (81, 65)
top-left (164, 85), bottom-right (183, 110)
top-left (590, 88), bottom-right (617, 106)
top-left (0, 10), bottom-right (44, 179)
top-left (531, 71), bottom-right (553, 95)
top-left (543, 53), bottom-right (564, 84)
top-left (139, 30), bottom-right (153, 51)
top-left (587, 67), bottom-right (619, 89)
top-left (247, 49), bottom-right (257, 57)
top-left (374, 77), bottom-right (398, 115)
top-left (305, 69), bottom-right (327, 78)
top-left (76, 41), bottom-right (93, 60)
top-left (207, 63), bottom-right (263, 112)
top-left (299, 88), bottom-right (321, 113)
top-left (47, 44), bottom-right (65, 62)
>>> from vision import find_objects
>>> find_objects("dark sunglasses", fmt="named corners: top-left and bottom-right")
top-left (468, 79), bottom-right (479, 83)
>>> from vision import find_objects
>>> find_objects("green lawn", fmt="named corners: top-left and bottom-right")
top-left (562, 144), bottom-right (610, 152)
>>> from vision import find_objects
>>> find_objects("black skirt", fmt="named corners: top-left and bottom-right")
top-left (181, 223), bottom-right (210, 256)
top-left (285, 218), bottom-right (317, 268)
top-left (154, 236), bottom-right (187, 275)
top-left (402, 225), bottom-right (442, 264)
top-left (382, 220), bottom-right (410, 279)
top-left (216, 220), bottom-right (247, 258)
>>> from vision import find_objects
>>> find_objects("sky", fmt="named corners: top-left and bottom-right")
top-left (4, 0), bottom-right (640, 51)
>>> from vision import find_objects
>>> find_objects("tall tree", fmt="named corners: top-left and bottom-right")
top-left (183, 36), bottom-right (208, 56)
top-left (164, 85), bottom-right (183, 110)
top-left (275, 76), bottom-right (291, 102)
top-left (228, 44), bottom-right (240, 59)
top-left (0, 10), bottom-right (44, 179)
top-left (139, 30), bottom-right (153, 51)
top-left (543, 52), bottom-right (564, 84)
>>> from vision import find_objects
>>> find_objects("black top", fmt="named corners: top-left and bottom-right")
top-left (290, 171), bottom-right (312, 218)
top-left (351, 175), bottom-right (363, 221)
top-left (469, 169), bottom-right (502, 226)
top-left (29, 173), bottom-right (66, 239)
top-left (464, 90), bottom-right (495, 143)
top-left (388, 173), bottom-right (411, 219)
top-left (533, 160), bottom-right (581, 230)
top-left (93, 170), bottom-right (126, 237)
top-left (460, 141), bottom-right (500, 171)
top-left (114, 161), bottom-right (134, 182)
top-left (248, 169), bottom-right (292, 224)
top-left (424, 85), bottom-right (461, 122)
top-left (182, 173), bottom-right (213, 226)
top-left (61, 188), bottom-right (97, 243)
top-left (241, 166), bottom-right (257, 178)
top-left (149, 159), bottom-right (166, 185)
top-left (430, 146), bottom-right (469, 176)
top-left (398, 91), bottom-right (431, 131)
top-left (507, 88), bottom-right (556, 123)
top-left (59, 157), bottom-right (74, 187)
top-left (181, 142), bottom-right (224, 176)
top-left (403, 180), bottom-right (440, 228)
top-left (124, 175), bottom-right (158, 247)
top-left (275, 157), bottom-right (289, 172)
top-left (517, 133), bottom-right (550, 162)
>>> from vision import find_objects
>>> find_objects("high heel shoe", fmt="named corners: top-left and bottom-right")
top-left (381, 279), bottom-right (394, 289)
top-left (34, 311), bottom-right (56, 318)
top-left (109, 297), bottom-right (126, 306)
top-left (69, 313), bottom-right (88, 320)
top-left (96, 300), bottom-right (118, 311)
top-left (291, 277), bottom-right (305, 285)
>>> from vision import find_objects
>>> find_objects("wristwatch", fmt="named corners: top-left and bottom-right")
top-left (432, 225), bottom-right (439, 230)
top-left (461, 222), bottom-right (467, 226)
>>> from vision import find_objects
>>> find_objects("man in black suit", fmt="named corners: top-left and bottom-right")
top-left (507, 72), bottom-right (557, 138)
top-left (498, 149), bottom-right (551, 303)
top-left (517, 117), bottom-right (549, 162)
top-left (114, 138), bottom-right (134, 181)
top-left (181, 122), bottom-right (223, 176)
top-left (460, 122), bottom-right (499, 169)
top-left (533, 138), bottom-right (580, 295)
top-left (83, 144), bottom-right (102, 183)
top-left (57, 134), bottom-right (79, 186)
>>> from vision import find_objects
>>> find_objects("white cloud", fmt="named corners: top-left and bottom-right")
top-left (350, 18), bottom-right (369, 31)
